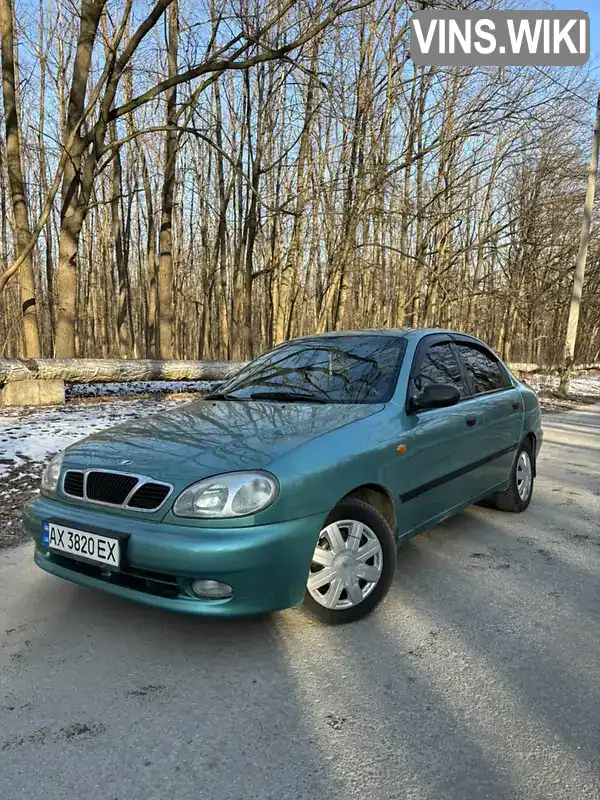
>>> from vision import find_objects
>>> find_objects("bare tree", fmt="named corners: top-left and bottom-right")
top-left (0, 0), bottom-right (598, 370)
top-left (0, 0), bottom-right (41, 355)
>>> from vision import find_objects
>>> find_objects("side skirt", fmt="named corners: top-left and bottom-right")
top-left (396, 479), bottom-right (510, 547)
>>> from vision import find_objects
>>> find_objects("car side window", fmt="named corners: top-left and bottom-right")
top-left (456, 343), bottom-right (512, 395)
top-left (413, 342), bottom-right (465, 400)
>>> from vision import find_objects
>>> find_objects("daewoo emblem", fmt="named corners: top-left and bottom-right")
top-left (118, 459), bottom-right (133, 466)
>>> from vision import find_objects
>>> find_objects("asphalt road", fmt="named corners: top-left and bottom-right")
top-left (1, 405), bottom-right (599, 800)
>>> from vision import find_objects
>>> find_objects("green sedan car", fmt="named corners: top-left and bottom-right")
top-left (25, 329), bottom-right (542, 624)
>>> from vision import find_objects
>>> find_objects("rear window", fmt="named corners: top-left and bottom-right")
top-left (456, 343), bottom-right (512, 394)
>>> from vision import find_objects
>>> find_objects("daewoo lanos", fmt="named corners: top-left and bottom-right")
top-left (24, 329), bottom-right (542, 624)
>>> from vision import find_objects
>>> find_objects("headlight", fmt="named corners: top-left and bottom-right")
top-left (172, 471), bottom-right (279, 518)
top-left (41, 453), bottom-right (64, 494)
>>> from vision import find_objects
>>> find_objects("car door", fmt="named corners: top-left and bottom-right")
top-left (452, 338), bottom-right (524, 491)
top-left (400, 335), bottom-right (489, 533)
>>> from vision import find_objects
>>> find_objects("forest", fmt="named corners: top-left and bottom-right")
top-left (0, 0), bottom-right (599, 366)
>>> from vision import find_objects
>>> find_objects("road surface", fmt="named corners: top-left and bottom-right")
top-left (1, 405), bottom-right (599, 800)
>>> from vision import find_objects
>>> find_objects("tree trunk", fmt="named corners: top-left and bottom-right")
top-left (0, 0), bottom-right (41, 356)
top-left (274, 43), bottom-right (318, 344)
top-left (559, 92), bottom-right (600, 393)
top-left (55, 0), bottom-right (106, 356)
top-left (38, 0), bottom-right (54, 351)
top-left (109, 124), bottom-right (131, 357)
top-left (157, 0), bottom-right (179, 359)
top-left (213, 80), bottom-right (231, 359)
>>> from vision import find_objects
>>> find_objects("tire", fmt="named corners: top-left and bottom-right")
top-left (303, 498), bottom-right (396, 625)
top-left (491, 439), bottom-right (534, 512)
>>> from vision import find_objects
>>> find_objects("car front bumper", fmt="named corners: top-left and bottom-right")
top-left (24, 496), bottom-right (325, 617)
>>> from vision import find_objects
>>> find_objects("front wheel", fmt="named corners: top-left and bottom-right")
top-left (491, 440), bottom-right (534, 512)
top-left (303, 498), bottom-right (396, 624)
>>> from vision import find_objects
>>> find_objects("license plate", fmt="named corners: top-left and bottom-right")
top-left (42, 521), bottom-right (120, 568)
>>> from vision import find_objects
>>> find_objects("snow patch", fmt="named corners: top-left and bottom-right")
top-left (66, 379), bottom-right (216, 398)
top-left (523, 373), bottom-right (600, 399)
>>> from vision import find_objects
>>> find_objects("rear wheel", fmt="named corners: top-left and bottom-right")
top-left (491, 440), bottom-right (534, 512)
top-left (303, 498), bottom-right (396, 624)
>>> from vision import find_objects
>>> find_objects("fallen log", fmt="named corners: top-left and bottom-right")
top-left (508, 362), bottom-right (600, 375)
top-left (0, 357), bottom-right (597, 385)
top-left (0, 358), bottom-right (247, 384)
top-left (505, 363), bottom-right (540, 374)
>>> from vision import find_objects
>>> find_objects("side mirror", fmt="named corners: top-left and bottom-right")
top-left (411, 383), bottom-right (460, 412)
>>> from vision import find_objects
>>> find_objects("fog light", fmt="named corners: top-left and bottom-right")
top-left (191, 579), bottom-right (232, 600)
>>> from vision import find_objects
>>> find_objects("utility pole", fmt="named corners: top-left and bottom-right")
top-left (560, 91), bottom-right (600, 394)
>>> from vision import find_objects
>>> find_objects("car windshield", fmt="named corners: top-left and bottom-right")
top-left (215, 335), bottom-right (406, 404)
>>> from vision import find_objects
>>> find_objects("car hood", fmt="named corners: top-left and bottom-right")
top-left (62, 399), bottom-right (384, 482)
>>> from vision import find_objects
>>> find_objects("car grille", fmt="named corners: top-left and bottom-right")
top-left (62, 470), bottom-right (172, 512)
top-left (127, 482), bottom-right (171, 509)
top-left (63, 470), bottom-right (84, 497)
top-left (87, 472), bottom-right (138, 504)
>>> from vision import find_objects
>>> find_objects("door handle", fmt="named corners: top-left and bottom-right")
top-left (465, 415), bottom-right (478, 427)
top-left (512, 401), bottom-right (521, 411)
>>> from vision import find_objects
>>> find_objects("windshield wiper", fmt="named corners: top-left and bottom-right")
top-left (204, 392), bottom-right (244, 401)
top-left (250, 391), bottom-right (328, 404)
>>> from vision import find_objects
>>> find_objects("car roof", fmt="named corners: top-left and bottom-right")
top-left (288, 328), bottom-right (479, 342)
